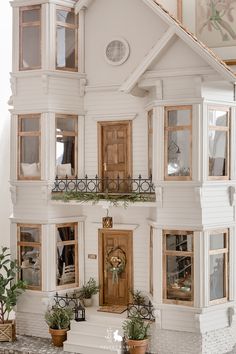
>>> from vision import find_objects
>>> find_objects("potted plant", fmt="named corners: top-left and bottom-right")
top-left (45, 306), bottom-right (73, 347)
top-left (78, 277), bottom-right (100, 307)
top-left (130, 290), bottom-right (146, 305)
top-left (0, 247), bottom-right (27, 342)
top-left (122, 315), bottom-right (150, 354)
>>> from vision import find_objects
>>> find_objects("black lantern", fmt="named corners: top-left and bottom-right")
top-left (75, 302), bottom-right (85, 322)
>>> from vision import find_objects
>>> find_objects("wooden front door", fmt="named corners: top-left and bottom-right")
top-left (98, 121), bottom-right (132, 192)
top-left (98, 229), bottom-right (133, 306)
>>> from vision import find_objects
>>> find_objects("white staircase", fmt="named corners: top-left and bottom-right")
top-left (64, 307), bottom-right (126, 354)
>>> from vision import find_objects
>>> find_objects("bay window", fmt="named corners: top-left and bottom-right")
top-left (208, 107), bottom-right (230, 179)
top-left (165, 106), bottom-right (192, 180)
top-left (56, 7), bottom-right (78, 71)
top-left (18, 115), bottom-right (41, 180)
top-left (19, 5), bottom-right (41, 70)
top-left (163, 230), bottom-right (194, 305)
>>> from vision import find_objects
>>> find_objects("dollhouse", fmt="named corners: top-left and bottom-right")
top-left (9, 0), bottom-right (236, 353)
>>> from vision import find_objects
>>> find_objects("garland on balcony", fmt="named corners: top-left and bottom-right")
top-left (52, 191), bottom-right (155, 207)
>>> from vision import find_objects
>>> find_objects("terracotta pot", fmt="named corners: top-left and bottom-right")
top-left (127, 338), bottom-right (149, 354)
top-left (0, 321), bottom-right (16, 342)
top-left (83, 298), bottom-right (93, 307)
top-left (49, 328), bottom-right (68, 347)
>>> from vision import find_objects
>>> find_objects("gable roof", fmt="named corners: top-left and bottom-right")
top-left (120, 0), bottom-right (236, 93)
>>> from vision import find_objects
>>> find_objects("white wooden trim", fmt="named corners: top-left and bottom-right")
top-left (75, 0), bottom-right (94, 13)
top-left (11, 0), bottom-right (76, 7)
top-left (85, 84), bottom-right (119, 93)
top-left (79, 9), bottom-right (85, 73)
top-left (229, 226), bottom-right (234, 302)
top-left (78, 116), bottom-right (85, 177)
top-left (10, 216), bottom-right (86, 224)
top-left (120, 27), bottom-right (176, 93)
top-left (153, 228), bottom-right (162, 305)
top-left (194, 231), bottom-right (202, 308)
top-left (78, 222), bottom-right (85, 287)
top-left (142, 67), bottom-right (215, 79)
top-left (91, 222), bottom-right (139, 230)
top-left (91, 113), bottom-right (137, 122)
top-left (155, 106), bottom-right (164, 182)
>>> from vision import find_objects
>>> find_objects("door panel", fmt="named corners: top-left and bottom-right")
top-left (98, 121), bottom-right (132, 192)
top-left (99, 229), bottom-right (133, 306)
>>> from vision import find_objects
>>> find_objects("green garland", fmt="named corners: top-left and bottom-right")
top-left (52, 192), bottom-right (155, 207)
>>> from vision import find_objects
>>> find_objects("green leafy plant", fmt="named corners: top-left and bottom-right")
top-left (130, 290), bottom-right (146, 305)
top-left (45, 306), bottom-right (73, 330)
top-left (122, 315), bottom-right (150, 340)
top-left (77, 278), bottom-right (100, 299)
top-left (52, 192), bottom-right (155, 208)
top-left (0, 247), bottom-right (27, 324)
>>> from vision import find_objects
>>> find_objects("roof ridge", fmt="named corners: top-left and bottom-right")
top-left (153, 0), bottom-right (236, 78)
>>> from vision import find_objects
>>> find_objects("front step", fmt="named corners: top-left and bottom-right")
top-left (64, 309), bottom-right (125, 354)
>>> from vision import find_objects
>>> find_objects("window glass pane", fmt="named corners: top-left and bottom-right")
top-left (210, 253), bottom-right (225, 301)
top-left (210, 233), bottom-right (225, 250)
top-left (166, 255), bottom-right (192, 302)
top-left (20, 136), bottom-right (39, 164)
top-left (166, 233), bottom-right (193, 252)
top-left (22, 26), bottom-right (41, 68)
top-left (56, 136), bottom-right (75, 175)
top-left (22, 9), bottom-right (40, 22)
top-left (57, 244), bottom-right (76, 286)
top-left (168, 109), bottom-right (191, 126)
top-left (209, 130), bottom-right (227, 176)
top-left (56, 27), bottom-right (76, 69)
top-left (20, 227), bottom-right (40, 242)
top-left (20, 117), bottom-right (39, 132)
top-left (168, 130), bottom-right (190, 177)
top-left (57, 226), bottom-right (75, 241)
top-left (56, 117), bottom-right (76, 132)
top-left (56, 9), bottom-right (75, 24)
top-left (20, 245), bottom-right (40, 287)
top-left (209, 110), bottom-right (227, 127)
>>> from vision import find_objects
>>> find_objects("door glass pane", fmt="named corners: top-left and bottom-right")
top-left (166, 256), bottom-right (192, 302)
top-left (21, 117), bottom-right (39, 132)
top-left (22, 9), bottom-right (40, 22)
top-left (168, 130), bottom-right (190, 176)
top-left (56, 9), bottom-right (75, 24)
top-left (22, 26), bottom-right (41, 69)
top-left (57, 226), bottom-right (75, 241)
top-left (209, 130), bottom-right (227, 176)
top-left (166, 233), bottom-right (193, 252)
top-left (168, 109), bottom-right (191, 126)
top-left (20, 227), bottom-right (40, 242)
top-left (210, 233), bottom-right (225, 250)
top-left (56, 117), bottom-right (76, 132)
top-left (210, 253), bottom-right (225, 301)
top-left (56, 27), bottom-right (76, 69)
top-left (20, 245), bottom-right (40, 287)
top-left (57, 244), bottom-right (76, 286)
top-left (209, 110), bottom-right (227, 127)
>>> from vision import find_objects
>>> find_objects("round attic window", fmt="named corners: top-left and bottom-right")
top-left (105, 38), bottom-right (130, 66)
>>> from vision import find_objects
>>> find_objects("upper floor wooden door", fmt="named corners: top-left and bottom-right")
top-left (98, 121), bottom-right (132, 191)
top-left (98, 229), bottom-right (133, 306)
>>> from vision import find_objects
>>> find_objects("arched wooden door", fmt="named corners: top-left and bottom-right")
top-left (98, 229), bottom-right (133, 306)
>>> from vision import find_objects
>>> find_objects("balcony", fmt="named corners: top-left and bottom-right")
top-left (52, 175), bottom-right (156, 204)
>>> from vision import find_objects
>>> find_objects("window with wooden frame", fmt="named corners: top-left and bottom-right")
top-left (56, 6), bottom-right (78, 71)
top-left (19, 5), bottom-right (41, 70)
top-left (149, 226), bottom-right (154, 295)
top-left (208, 107), bottom-right (230, 180)
top-left (56, 223), bottom-right (78, 288)
top-left (18, 114), bottom-right (41, 180)
top-left (164, 106), bottom-right (192, 180)
top-left (148, 110), bottom-right (153, 178)
top-left (56, 114), bottom-right (78, 177)
top-left (163, 230), bottom-right (194, 306)
top-left (17, 224), bottom-right (42, 290)
top-left (209, 229), bottom-right (229, 305)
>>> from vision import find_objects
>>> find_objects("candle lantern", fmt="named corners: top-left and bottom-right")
top-left (75, 302), bottom-right (86, 322)
top-left (102, 209), bottom-right (113, 228)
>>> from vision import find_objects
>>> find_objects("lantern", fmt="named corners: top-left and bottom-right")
top-left (75, 302), bottom-right (85, 322)
top-left (102, 208), bottom-right (113, 228)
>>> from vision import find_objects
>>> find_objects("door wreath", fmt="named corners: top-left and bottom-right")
top-left (106, 246), bottom-right (127, 284)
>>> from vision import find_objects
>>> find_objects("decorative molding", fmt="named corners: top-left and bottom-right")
top-left (41, 186), bottom-right (50, 203)
top-left (11, 70), bottom-right (86, 80)
top-left (146, 219), bottom-right (158, 228)
top-left (85, 84), bottom-right (120, 92)
top-left (155, 186), bottom-right (163, 208)
top-left (10, 76), bottom-right (17, 96)
top-left (142, 67), bottom-right (215, 79)
top-left (195, 187), bottom-right (203, 206)
top-left (91, 112), bottom-right (137, 122)
top-left (10, 216), bottom-right (86, 224)
top-left (79, 78), bottom-right (87, 97)
top-left (120, 27), bottom-right (176, 94)
top-left (228, 186), bottom-right (236, 206)
top-left (10, 186), bottom-right (17, 204)
top-left (92, 222), bottom-right (139, 230)
top-left (42, 74), bottom-right (49, 95)
top-left (228, 306), bottom-right (235, 327)
top-left (11, 0), bottom-right (76, 7)
top-left (75, 0), bottom-right (94, 13)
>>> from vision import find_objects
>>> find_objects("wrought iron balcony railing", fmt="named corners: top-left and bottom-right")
top-left (52, 175), bottom-right (155, 194)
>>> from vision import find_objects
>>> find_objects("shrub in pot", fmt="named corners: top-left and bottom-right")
top-left (0, 247), bottom-right (27, 342)
top-left (45, 306), bottom-right (73, 347)
top-left (77, 278), bottom-right (100, 307)
top-left (130, 290), bottom-right (146, 305)
top-left (122, 315), bottom-right (150, 354)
